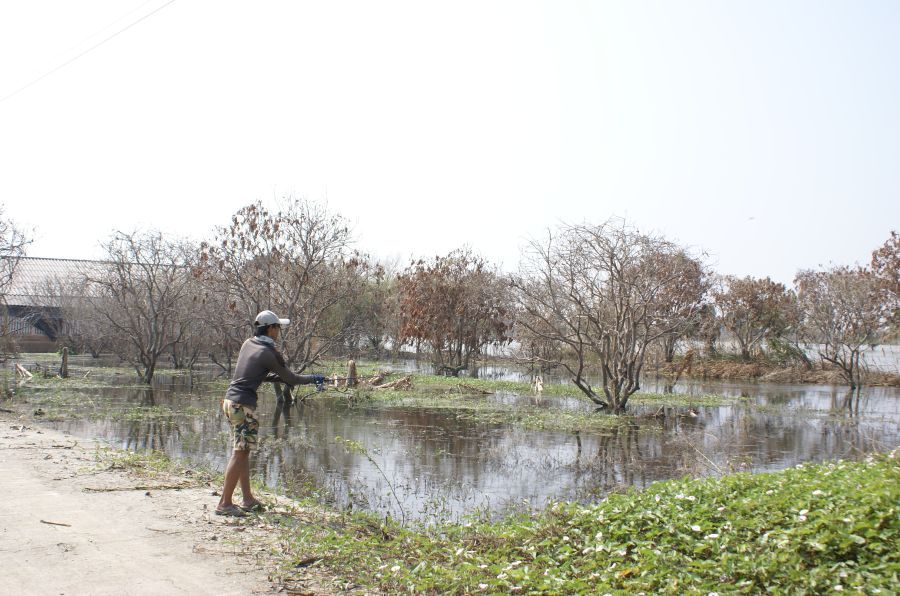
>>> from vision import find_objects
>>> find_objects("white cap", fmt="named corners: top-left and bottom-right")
top-left (254, 310), bottom-right (290, 327)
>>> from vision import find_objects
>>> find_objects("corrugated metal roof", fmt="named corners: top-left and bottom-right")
top-left (2, 257), bottom-right (110, 306)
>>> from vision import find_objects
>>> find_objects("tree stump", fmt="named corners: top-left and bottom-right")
top-left (347, 360), bottom-right (357, 388)
top-left (59, 347), bottom-right (69, 379)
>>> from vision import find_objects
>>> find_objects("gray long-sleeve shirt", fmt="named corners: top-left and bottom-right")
top-left (224, 337), bottom-right (318, 408)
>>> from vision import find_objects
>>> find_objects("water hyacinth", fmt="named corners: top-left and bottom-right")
top-left (279, 451), bottom-right (898, 593)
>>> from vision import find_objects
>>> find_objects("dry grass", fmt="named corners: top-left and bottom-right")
top-left (659, 358), bottom-right (900, 387)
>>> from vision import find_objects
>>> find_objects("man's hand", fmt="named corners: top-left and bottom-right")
top-left (313, 375), bottom-right (326, 391)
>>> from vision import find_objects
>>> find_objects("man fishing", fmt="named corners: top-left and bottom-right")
top-left (216, 310), bottom-right (324, 517)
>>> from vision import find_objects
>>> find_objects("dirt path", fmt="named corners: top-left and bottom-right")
top-left (0, 412), bottom-right (328, 595)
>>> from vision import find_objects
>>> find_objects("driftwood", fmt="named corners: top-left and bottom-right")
top-left (372, 376), bottom-right (412, 390)
top-left (83, 483), bottom-right (191, 493)
top-left (456, 383), bottom-right (492, 395)
top-left (362, 373), bottom-right (386, 386)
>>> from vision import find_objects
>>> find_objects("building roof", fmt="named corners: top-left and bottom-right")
top-left (2, 257), bottom-right (110, 307)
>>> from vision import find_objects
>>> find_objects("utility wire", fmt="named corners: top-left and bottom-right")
top-left (0, 0), bottom-right (177, 105)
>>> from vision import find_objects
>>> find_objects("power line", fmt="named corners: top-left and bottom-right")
top-left (0, 0), bottom-right (178, 105)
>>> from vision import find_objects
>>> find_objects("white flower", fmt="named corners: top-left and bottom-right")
top-left (478, 584), bottom-right (488, 590)
top-left (705, 533), bottom-right (719, 540)
top-left (691, 525), bottom-right (702, 532)
top-left (799, 509), bottom-right (809, 516)
top-left (497, 573), bottom-right (508, 580)
top-left (812, 489), bottom-right (824, 496)
top-left (655, 494), bottom-right (661, 503)
top-left (391, 565), bottom-right (400, 573)
top-left (834, 585), bottom-right (843, 591)
top-left (709, 592), bottom-right (719, 596)
top-left (765, 490), bottom-right (774, 495)
top-left (798, 515), bottom-right (807, 522)
top-left (562, 536), bottom-right (570, 542)
top-left (687, 495), bottom-right (697, 502)
top-left (717, 506), bottom-right (725, 512)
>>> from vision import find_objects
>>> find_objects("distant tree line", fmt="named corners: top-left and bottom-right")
top-left (1, 201), bottom-right (897, 407)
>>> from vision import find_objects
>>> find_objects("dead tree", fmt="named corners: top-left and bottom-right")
top-left (512, 220), bottom-right (707, 412)
top-left (86, 230), bottom-right (194, 384)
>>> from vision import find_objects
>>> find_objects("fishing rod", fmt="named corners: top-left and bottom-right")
top-left (275, 373), bottom-right (360, 404)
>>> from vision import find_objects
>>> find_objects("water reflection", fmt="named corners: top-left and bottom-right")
top-left (35, 370), bottom-right (899, 524)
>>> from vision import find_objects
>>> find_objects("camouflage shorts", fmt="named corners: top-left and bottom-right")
top-left (222, 399), bottom-right (259, 451)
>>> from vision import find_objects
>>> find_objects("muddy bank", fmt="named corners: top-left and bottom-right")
top-left (0, 410), bottom-right (331, 595)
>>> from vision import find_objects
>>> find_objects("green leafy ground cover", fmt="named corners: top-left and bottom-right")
top-left (281, 452), bottom-right (899, 593)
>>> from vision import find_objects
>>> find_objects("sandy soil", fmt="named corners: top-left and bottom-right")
top-left (0, 411), bottom-right (329, 596)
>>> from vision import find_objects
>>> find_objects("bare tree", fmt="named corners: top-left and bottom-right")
top-left (86, 231), bottom-right (194, 383)
top-left (168, 260), bottom-right (212, 370)
top-left (795, 266), bottom-right (889, 389)
top-left (63, 291), bottom-right (110, 358)
top-left (199, 198), bottom-right (363, 370)
top-left (655, 251), bottom-right (711, 362)
top-left (398, 249), bottom-right (512, 376)
top-left (23, 271), bottom-right (111, 358)
top-left (0, 207), bottom-right (30, 360)
top-left (352, 258), bottom-right (403, 359)
top-left (871, 231), bottom-right (899, 328)
top-left (512, 220), bottom-right (706, 412)
top-left (713, 276), bottom-right (794, 360)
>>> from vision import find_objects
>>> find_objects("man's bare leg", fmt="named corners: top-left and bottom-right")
top-left (218, 449), bottom-right (249, 509)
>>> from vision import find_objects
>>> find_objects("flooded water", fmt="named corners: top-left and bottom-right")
top-left (14, 360), bottom-right (900, 525)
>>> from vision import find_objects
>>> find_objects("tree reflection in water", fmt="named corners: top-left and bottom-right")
top-left (38, 371), bottom-right (900, 524)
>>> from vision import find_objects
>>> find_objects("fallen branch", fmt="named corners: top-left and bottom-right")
top-left (362, 373), bottom-right (386, 386)
top-left (372, 376), bottom-right (412, 390)
top-left (456, 383), bottom-right (492, 395)
top-left (40, 519), bottom-right (71, 527)
top-left (15, 364), bottom-right (32, 379)
top-left (83, 483), bottom-right (190, 492)
top-left (146, 527), bottom-right (183, 535)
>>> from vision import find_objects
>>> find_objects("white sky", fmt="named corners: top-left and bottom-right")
top-left (1, 0), bottom-right (898, 284)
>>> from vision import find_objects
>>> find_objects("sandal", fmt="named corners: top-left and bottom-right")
top-left (215, 504), bottom-right (247, 517)
top-left (239, 500), bottom-right (266, 512)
